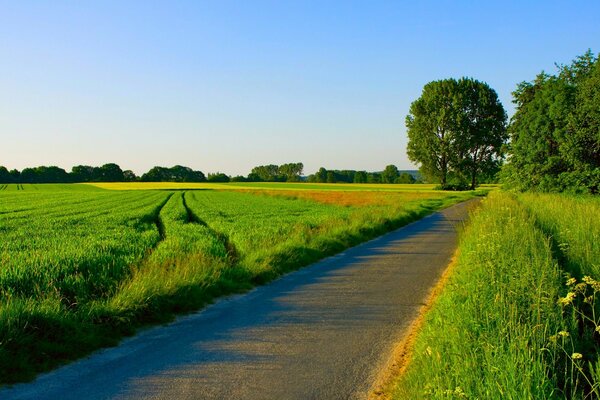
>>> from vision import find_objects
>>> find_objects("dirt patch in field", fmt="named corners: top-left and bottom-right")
top-left (368, 250), bottom-right (461, 400)
top-left (238, 189), bottom-right (446, 207)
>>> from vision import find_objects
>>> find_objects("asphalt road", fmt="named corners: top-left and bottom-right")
top-left (2, 200), bottom-right (476, 400)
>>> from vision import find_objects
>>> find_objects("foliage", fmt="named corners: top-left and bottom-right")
top-left (306, 166), bottom-right (418, 184)
top-left (248, 163), bottom-right (303, 182)
top-left (140, 165), bottom-right (206, 182)
top-left (406, 78), bottom-right (507, 189)
top-left (502, 50), bottom-right (600, 193)
top-left (396, 172), bottom-right (416, 184)
top-left (207, 172), bottom-right (231, 182)
top-left (382, 164), bottom-right (400, 183)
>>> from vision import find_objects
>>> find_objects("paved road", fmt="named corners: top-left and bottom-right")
top-left (2, 200), bottom-right (476, 400)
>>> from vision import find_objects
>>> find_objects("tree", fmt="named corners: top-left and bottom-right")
top-left (396, 172), bottom-right (416, 184)
top-left (71, 165), bottom-right (99, 182)
top-left (207, 172), bottom-right (230, 182)
top-left (140, 165), bottom-right (205, 182)
top-left (98, 163), bottom-right (124, 182)
top-left (406, 78), bottom-right (507, 189)
top-left (326, 171), bottom-right (336, 183)
top-left (382, 165), bottom-right (400, 183)
top-left (316, 167), bottom-right (328, 183)
top-left (20, 166), bottom-right (70, 183)
top-left (502, 51), bottom-right (600, 193)
top-left (353, 171), bottom-right (367, 183)
top-left (278, 163), bottom-right (304, 182)
top-left (0, 166), bottom-right (12, 183)
top-left (455, 78), bottom-right (508, 189)
top-left (123, 170), bottom-right (138, 182)
top-left (250, 164), bottom-right (282, 182)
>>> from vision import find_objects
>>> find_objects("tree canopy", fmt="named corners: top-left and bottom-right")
top-left (406, 77), bottom-right (507, 189)
top-left (502, 50), bottom-right (600, 193)
top-left (249, 163), bottom-right (303, 182)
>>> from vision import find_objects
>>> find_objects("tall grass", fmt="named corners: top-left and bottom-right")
top-left (392, 191), bottom-right (600, 398)
top-left (518, 193), bottom-right (600, 278)
top-left (394, 192), bottom-right (566, 399)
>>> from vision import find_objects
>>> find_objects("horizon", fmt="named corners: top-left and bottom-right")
top-left (2, 1), bottom-right (599, 176)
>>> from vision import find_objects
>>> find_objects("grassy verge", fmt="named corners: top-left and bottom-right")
top-left (392, 192), bottom-right (565, 398)
top-left (391, 191), bottom-right (600, 398)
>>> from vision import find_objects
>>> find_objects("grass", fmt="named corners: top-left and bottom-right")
top-left (391, 191), bottom-right (600, 399)
top-left (0, 183), bottom-right (479, 384)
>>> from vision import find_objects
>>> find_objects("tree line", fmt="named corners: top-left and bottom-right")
top-left (0, 164), bottom-right (207, 183)
top-left (406, 49), bottom-right (599, 193)
top-left (0, 162), bottom-right (419, 184)
top-left (306, 166), bottom-right (417, 184)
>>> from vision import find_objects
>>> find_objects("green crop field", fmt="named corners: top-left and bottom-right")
top-left (392, 192), bottom-right (600, 399)
top-left (0, 183), bottom-right (480, 384)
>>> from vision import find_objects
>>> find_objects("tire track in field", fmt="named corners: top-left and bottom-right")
top-left (181, 191), bottom-right (239, 263)
top-left (0, 199), bottom-right (476, 400)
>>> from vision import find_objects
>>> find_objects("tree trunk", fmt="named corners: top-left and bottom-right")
top-left (441, 155), bottom-right (447, 186)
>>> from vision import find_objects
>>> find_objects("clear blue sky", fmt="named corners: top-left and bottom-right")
top-left (1, 1), bottom-right (599, 176)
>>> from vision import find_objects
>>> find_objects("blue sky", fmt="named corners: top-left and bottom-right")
top-left (1, 1), bottom-right (599, 176)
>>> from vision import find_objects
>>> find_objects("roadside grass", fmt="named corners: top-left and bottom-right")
top-left (518, 193), bottom-right (600, 278)
top-left (393, 192), bottom-right (565, 399)
top-left (0, 186), bottom-right (479, 384)
top-left (391, 191), bottom-right (600, 399)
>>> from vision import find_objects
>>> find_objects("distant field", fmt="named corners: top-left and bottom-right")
top-left (86, 181), bottom-right (439, 191)
top-left (0, 183), bottom-right (480, 384)
top-left (0, 183), bottom-right (103, 191)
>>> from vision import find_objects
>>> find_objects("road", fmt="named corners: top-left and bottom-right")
top-left (1, 200), bottom-right (476, 400)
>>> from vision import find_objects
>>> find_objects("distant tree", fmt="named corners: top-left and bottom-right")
top-left (246, 172), bottom-right (261, 182)
top-left (231, 175), bottom-right (247, 182)
top-left (353, 171), bottom-right (367, 183)
top-left (20, 166), bottom-right (70, 183)
top-left (406, 78), bottom-right (507, 189)
top-left (0, 166), bottom-right (12, 183)
top-left (251, 164), bottom-right (282, 182)
top-left (9, 169), bottom-right (20, 182)
top-left (316, 167), bottom-right (328, 183)
top-left (367, 173), bottom-right (381, 183)
top-left (141, 166), bottom-right (169, 182)
top-left (140, 165), bottom-right (205, 182)
top-left (71, 165), bottom-right (98, 182)
top-left (123, 170), bottom-right (138, 182)
top-left (382, 165), bottom-right (400, 183)
top-left (326, 171), bottom-right (336, 183)
top-left (98, 163), bottom-right (124, 182)
top-left (278, 162), bottom-right (304, 182)
top-left (396, 172), bottom-right (416, 184)
top-left (207, 172), bottom-right (230, 182)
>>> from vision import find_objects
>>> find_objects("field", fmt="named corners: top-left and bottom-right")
top-left (391, 192), bottom-right (600, 399)
top-left (0, 182), bottom-right (481, 384)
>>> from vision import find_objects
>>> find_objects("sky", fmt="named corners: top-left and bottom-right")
top-left (1, 1), bottom-right (599, 176)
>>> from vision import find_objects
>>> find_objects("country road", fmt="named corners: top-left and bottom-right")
top-left (1, 199), bottom-right (477, 400)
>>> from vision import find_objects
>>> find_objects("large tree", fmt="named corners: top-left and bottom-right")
top-left (406, 78), bottom-right (507, 189)
top-left (381, 164), bottom-right (400, 183)
top-left (502, 51), bottom-right (600, 193)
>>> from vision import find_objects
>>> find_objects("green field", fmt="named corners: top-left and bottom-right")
top-left (392, 192), bottom-right (600, 399)
top-left (0, 182), bottom-right (479, 384)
